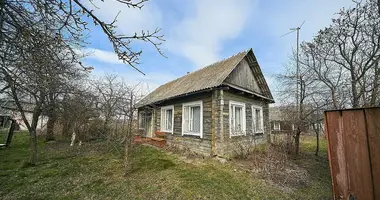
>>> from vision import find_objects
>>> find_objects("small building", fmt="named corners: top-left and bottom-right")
top-left (269, 106), bottom-right (323, 135)
top-left (137, 49), bottom-right (274, 157)
top-left (0, 99), bottom-right (46, 131)
top-left (269, 106), bottom-right (296, 134)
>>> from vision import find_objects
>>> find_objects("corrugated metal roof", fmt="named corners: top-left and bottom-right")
top-left (138, 50), bottom-right (250, 107)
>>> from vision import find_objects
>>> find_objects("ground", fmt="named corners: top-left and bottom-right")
top-left (0, 131), bottom-right (332, 200)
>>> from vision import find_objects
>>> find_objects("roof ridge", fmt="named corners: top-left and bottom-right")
top-left (154, 49), bottom-right (250, 89)
top-left (186, 48), bottom-right (250, 76)
top-left (137, 48), bottom-right (254, 107)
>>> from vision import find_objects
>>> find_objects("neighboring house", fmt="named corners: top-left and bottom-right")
top-left (269, 106), bottom-right (296, 134)
top-left (0, 99), bottom-right (46, 131)
top-left (269, 106), bottom-right (323, 134)
top-left (137, 49), bottom-right (274, 157)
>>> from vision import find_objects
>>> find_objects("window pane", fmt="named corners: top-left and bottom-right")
top-left (166, 109), bottom-right (172, 130)
top-left (256, 109), bottom-right (261, 131)
top-left (192, 106), bottom-right (200, 132)
top-left (235, 107), bottom-right (242, 131)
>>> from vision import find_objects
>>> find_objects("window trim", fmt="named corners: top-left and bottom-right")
top-left (229, 100), bottom-right (246, 137)
top-left (251, 105), bottom-right (264, 134)
top-left (273, 122), bottom-right (281, 131)
top-left (161, 105), bottom-right (174, 133)
top-left (138, 111), bottom-right (145, 130)
top-left (182, 101), bottom-right (203, 138)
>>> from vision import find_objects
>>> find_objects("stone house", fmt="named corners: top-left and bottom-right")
top-left (137, 49), bottom-right (274, 157)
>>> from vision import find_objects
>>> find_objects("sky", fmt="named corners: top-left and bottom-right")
top-left (80, 0), bottom-right (356, 97)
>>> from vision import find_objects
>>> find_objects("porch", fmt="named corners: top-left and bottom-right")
top-left (134, 132), bottom-right (166, 148)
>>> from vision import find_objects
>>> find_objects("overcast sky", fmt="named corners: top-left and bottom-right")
top-left (81, 0), bottom-right (356, 97)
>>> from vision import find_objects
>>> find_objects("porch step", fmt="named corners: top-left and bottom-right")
top-left (151, 137), bottom-right (165, 142)
top-left (149, 137), bottom-right (166, 148)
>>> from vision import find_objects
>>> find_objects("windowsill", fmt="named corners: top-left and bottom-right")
top-left (183, 132), bottom-right (202, 138)
top-left (160, 130), bottom-right (173, 134)
top-left (253, 133), bottom-right (264, 137)
top-left (230, 134), bottom-right (246, 138)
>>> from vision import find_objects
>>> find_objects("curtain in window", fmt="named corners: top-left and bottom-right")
top-left (235, 107), bottom-right (242, 131)
top-left (255, 109), bottom-right (261, 131)
top-left (192, 106), bottom-right (200, 132)
top-left (166, 109), bottom-right (172, 130)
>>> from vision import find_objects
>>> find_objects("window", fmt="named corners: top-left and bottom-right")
top-left (229, 101), bottom-right (246, 137)
top-left (138, 112), bottom-right (146, 129)
top-left (252, 105), bottom-right (263, 133)
top-left (292, 124), bottom-right (296, 131)
top-left (182, 101), bottom-right (203, 137)
top-left (273, 122), bottom-right (281, 131)
top-left (161, 105), bottom-right (174, 133)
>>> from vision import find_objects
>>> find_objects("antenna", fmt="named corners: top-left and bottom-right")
top-left (282, 21), bottom-right (305, 123)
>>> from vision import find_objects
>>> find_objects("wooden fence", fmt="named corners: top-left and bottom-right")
top-left (324, 107), bottom-right (380, 200)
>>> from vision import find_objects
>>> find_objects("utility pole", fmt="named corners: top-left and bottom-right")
top-left (290, 26), bottom-right (301, 120)
top-left (282, 21), bottom-right (304, 121)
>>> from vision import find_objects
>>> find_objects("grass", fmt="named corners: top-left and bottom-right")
top-left (0, 131), bottom-right (332, 199)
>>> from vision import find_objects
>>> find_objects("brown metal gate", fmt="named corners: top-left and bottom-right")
top-left (324, 108), bottom-right (380, 200)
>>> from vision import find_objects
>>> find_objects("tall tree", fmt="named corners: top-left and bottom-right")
top-left (1, 0), bottom-right (164, 165)
top-left (303, 0), bottom-right (380, 108)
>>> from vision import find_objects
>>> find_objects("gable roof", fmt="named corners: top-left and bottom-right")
top-left (138, 49), bottom-right (274, 107)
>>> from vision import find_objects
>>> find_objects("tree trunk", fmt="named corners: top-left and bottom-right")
top-left (294, 128), bottom-right (301, 156)
top-left (45, 113), bottom-right (56, 141)
top-left (29, 129), bottom-right (38, 165)
top-left (314, 124), bottom-right (320, 156)
top-left (124, 139), bottom-right (132, 175)
top-left (351, 77), bottom-right (359, 108)
top-left (62, 120), bottom-right (71, 137)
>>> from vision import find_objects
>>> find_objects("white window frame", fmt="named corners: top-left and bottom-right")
top-left (182, 101), bottom-right (203, 138)
top-left (251, 105), bottom-right (264, 134)
top-left (274, 122), bottom-right (281, 131)
top-left (161, 105), bottom-right (174, 133)
top-left (229, 100), bottom-right (246, 137)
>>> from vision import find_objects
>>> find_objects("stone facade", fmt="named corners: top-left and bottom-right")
top-left (138, 88), bottom-right (270, 158)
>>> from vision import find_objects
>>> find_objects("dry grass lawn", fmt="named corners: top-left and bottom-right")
top-left (0, 131), bottom-right (331, 199)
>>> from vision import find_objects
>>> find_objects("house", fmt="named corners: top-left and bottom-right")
top-left (137, 49), bottom-right (274, 157)
top-left (269, 106), bottom-right (296, 134)
top-left (269, 105), bottom-right (323, 135)
top-left (0, 99), bottom-right (46, 131)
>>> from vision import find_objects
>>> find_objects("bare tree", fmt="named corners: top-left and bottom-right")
top-left (121, 83), bottom-right (143, 174)
top-left (1, 0), bottom-right (164, 74)
top-left (305, 0), bottom-right (380, 108)
top-left (1, 28), bottom-right (83, 164)
top-left (1, 0), bottom-right (165, 165)
top-left (95, 74), bottom-right (128, 139)
top-left (277, 51), bottom-right (330, 156)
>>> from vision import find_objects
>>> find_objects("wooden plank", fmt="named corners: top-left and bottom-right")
top-left (364, 108), bottom-right (380, 200)
top-left (325, 111), bottom-right (348, 199)
top-left (342, 110), bottom-right (374, 200)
